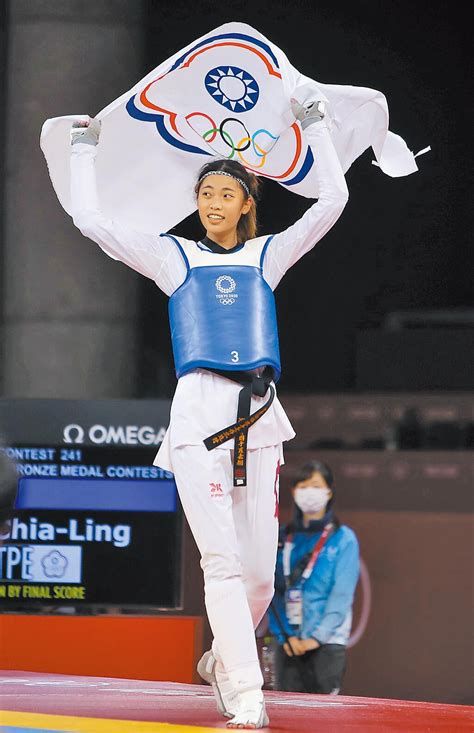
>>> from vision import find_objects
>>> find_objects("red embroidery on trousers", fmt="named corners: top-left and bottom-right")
top-left (273, 460), bottom-right (280, 518)
top-left (210, 482), bottom-right (223, 498)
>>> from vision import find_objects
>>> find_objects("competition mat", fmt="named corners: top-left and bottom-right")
top-left (1, 671), bottom-right (472, 732)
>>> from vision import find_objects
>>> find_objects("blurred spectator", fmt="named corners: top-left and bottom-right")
top-left (390, 407), bottom-right (423, 449)
top-left (268, 459), bottom-right (359, 694)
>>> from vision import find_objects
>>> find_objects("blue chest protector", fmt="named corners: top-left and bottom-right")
top-left (168, 240), bottom-right (281, 381)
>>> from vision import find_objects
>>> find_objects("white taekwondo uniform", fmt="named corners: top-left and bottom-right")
top-left (70, 119), bottom-right (348, 693)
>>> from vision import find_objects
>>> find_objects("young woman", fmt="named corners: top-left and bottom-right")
top-left (70, 99), bottom-right (348, 728)
top-left (268, 459), bottom-right (360, 695)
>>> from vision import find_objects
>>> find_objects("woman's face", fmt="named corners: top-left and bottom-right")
top-left (197, 174), bottom-right (251, 240)
top-left (292, 471), bottom-right (333, 498)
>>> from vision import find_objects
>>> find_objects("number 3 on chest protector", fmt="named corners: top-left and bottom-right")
top-left (231, 351), bottom-right (239, 362)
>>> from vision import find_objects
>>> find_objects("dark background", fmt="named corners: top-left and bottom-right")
top-left (0, 1), bottom-right (471, 398)
top-left (137, 0), bottom-right (471, 395)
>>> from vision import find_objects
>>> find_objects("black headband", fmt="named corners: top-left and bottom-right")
top-left (198, 170), bottom-right (250, 197)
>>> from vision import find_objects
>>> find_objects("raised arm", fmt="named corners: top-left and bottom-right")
top-left (70, 119), bottom-right (186, 295)
top-left (263, 102), bottom-right (349, 290)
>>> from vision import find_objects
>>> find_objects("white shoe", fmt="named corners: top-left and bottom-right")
top-left (226, 689), bottom-right (269, 729)
top-left (197, 650), bottom-right (239, 718)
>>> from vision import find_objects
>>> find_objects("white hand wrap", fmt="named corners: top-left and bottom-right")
top-left (71, 117), bottom-right (101, 146)
top-left (291, 99), bottom-right (327, 130)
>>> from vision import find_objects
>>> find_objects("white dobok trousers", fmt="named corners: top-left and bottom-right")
top-left (171, 444), bottom-right (281, 692)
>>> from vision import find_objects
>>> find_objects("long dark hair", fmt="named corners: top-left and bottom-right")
top-left (195, 159), bottom-right (260, 242)
top-left (295, 459), bottom-right (334, 488)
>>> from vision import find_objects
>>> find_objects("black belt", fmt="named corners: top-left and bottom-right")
top-left (203, 367), bottom-right (275, 487)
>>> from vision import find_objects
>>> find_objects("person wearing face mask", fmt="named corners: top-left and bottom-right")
top-left (268, 459), bottom-right (360, 694)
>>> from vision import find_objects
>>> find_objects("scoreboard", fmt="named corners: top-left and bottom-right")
top-left (0, 398), bottom-right (181, 610)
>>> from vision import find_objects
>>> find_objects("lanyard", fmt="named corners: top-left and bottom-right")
top-left (283, 523), bottom-right (333, 586)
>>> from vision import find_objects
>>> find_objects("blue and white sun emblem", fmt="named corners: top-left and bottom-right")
top-left (204, 66), bottom-right (259, 113)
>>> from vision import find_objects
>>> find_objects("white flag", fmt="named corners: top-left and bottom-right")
top-left (41, 21), bottom-right (426, 235)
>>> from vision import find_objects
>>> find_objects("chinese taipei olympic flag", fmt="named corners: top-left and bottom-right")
top-left (41, 22), bottom-right (429, 236)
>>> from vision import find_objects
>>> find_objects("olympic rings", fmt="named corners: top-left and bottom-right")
top-left (252, 140), bottom-right (266, 159)
top-left (198, 117), bottom-right (280, 169)
top-left (203, 128), bottom-right (235, 159)
top-left (237, 137), bottom-right (268, 169)
top-left (185, 112), bottom-right (218, 143)
top-left (252, 128), bottom-right (278, 158)
top-left (219, 118), bottom-right (251, 152)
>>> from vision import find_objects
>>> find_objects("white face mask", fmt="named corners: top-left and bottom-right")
top-left (294, 487), bottom-right (331, 514)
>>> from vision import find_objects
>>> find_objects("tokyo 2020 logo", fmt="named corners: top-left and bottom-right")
top-left (215, 275), bottom-right (237, 305)
top-left (215, 275), bottom-right (236, 294)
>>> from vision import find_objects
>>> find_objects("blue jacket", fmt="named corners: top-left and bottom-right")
top-left (268, 520), bottom-right (360, 646)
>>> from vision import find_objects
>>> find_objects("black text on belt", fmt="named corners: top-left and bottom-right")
top-left (203, 367), bottom-right (275, 487)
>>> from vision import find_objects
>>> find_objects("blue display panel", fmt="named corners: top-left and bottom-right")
top-left (1, 444), bottom-right (181, 608)
top-left (16, 477), bottom-right (176, 512)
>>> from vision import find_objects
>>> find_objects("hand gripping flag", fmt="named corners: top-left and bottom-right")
top-left (41, 21), bottom-right (429, 235)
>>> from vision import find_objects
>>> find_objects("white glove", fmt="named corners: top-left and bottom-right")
top-left (70, 117), bottom-right (101, 146)
top-left (291, 99), bottom-right (327, 130)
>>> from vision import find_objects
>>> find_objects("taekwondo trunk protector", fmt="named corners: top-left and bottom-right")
top-left (165, 233), bottom-right (280, 486)
top-left (168, 267), bottom-right (281, 378)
